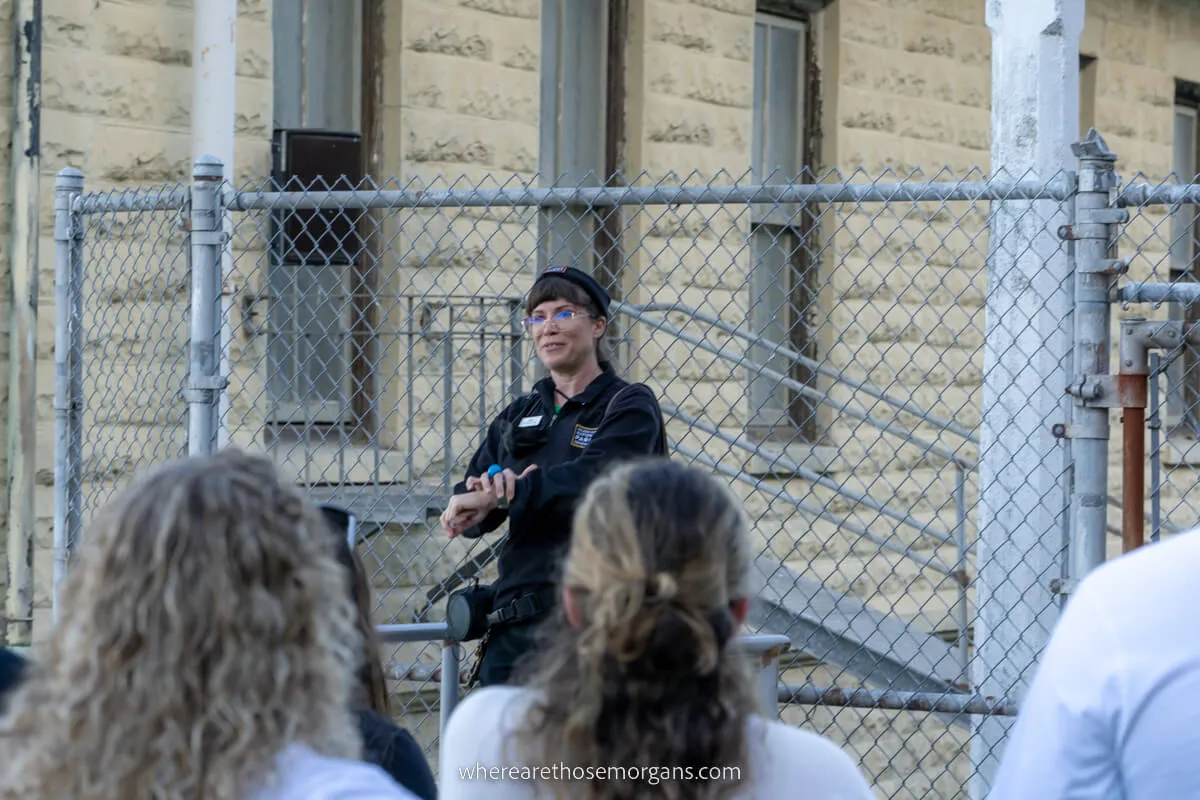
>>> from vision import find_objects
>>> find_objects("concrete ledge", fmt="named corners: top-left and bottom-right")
top-left (1160, 433), bottom-right (1200, 467)
top-left (307, 482), bottom-right (445, 527)
top-left (741, 441), bottom-right (844, 478)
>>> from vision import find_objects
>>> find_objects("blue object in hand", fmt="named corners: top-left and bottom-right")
top-left (487, 464), bottom-right (508, 509)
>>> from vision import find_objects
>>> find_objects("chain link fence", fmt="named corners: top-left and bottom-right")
top-left (52, 129), bottom-right (1195, 799)
top-left (1115, 165), bottom-right (1200, 552)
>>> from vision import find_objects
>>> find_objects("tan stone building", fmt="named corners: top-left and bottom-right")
top-left (2, 0), bottom-right (1200, 795)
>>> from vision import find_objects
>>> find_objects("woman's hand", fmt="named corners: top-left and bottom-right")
top-left (477, 464), bottom-right (538, 503)
top-left (441, 491), bottom-right (497, 539)
top-left (441, 464), bottom-right (537, 538)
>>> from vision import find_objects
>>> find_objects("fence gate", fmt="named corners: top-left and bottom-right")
top-left (51, 128), bottom-right (1187, 799)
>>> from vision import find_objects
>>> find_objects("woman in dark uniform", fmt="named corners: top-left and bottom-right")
top-left (440, 266), bottom-right (668, 687)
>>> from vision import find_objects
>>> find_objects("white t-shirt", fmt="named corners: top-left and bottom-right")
top-left (989, 528), bottom-right (1200, 799)
top-left (438, 685), bottom-right (877, 799)
top-left (249, 743), bottom-right (420, 800)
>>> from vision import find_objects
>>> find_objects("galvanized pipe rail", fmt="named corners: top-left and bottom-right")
top-left (375, 623), bottom-right (1017, 730)
top-left (64, 176), bottom-right (1073, 216)
top-left (661, 400), bottom-right (959, 553)
top-left (617, 301), bottom-right (978, 445)
top-left (671, 438), bottom-right (959, 578)
top-left (613, 302), bottom-right (971, 470)
top-left (779, 685), bottom-right (1019, 717)
top-left (377, 625), bottom-right (797, 724)
top-left (219, 178), bottom-right (1076, 213)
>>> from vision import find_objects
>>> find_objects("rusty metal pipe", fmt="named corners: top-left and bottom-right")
top-left (1117, 320), bottom-right (1151, 554)
top-left (778, 685), bottom-right (1019, 717)
top-left (1122, 403), bottom-right (1145, 552)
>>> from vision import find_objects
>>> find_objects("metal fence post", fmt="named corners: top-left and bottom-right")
top-left (729, 633), bottom-right (790, 718)
top-left (972, 1), bottom-right (1083, 795)
top-left (440, 641), bottom-right (461, 734)
top-left (1065, 131), bottom-right (1122, 584)
top-left (52, 167), bottom-right (84, 623)
top-left (188, 156), bottom-right (226, 457)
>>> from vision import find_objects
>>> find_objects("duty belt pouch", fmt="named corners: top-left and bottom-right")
top-left (446, 581), bottom-right (496, 642)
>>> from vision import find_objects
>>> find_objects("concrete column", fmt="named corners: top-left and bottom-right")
top-left (971, 1), bottom-right (1082, 797)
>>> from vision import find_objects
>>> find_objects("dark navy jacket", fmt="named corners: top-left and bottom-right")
top-left (0, 646), bottom-right (25, 711)
top-left (455, 366), bottom-right (667, 608)
top-left (357, 708), bottom-right (438, 800)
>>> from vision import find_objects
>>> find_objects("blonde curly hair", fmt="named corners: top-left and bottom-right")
top-left (511, 458), bottom-right (761, 800)
top-left (0, 448), bottom-right (364, 799)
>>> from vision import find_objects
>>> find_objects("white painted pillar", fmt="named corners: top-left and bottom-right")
top-left (971, 1), bottom-right (1082, 796)
top-left (191, 0), bottom-right (237, 450)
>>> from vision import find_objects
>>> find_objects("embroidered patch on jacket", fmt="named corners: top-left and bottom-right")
top-left (571, 424), bottom-right (598, 449)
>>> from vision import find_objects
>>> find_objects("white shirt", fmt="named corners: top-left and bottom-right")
top-left (989, 529), bottom-right (1200, 799)
top-left (249, 743), bottom-right (420, 800)
top-left (438, 685), bottom-right (877, 799)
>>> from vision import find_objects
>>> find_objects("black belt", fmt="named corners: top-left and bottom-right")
top-left (486, 586), bottom-right (557, 628)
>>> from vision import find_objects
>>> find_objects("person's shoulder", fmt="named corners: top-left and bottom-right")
top-left (1073, 528), bottom-right (1200, 608)
top-left (605, 379), bottom-right (660, 411)
top-left (254, 744), bottom-right (420, 800)
top-left (441, 687), bottom-right (543, 778)
top-left (747, 717), bottom-right (876, 799)
top-left (0, 647), bottom-right (26, 679)
top-left (0, 646), bottom-right (27, 699)
top-left (1101, 527), bottom-right (1200, 573)
top-left (445, 685), bottom-right (539, 739)
top-left (496, 389), bottom-right (545, 420)
top-left (356, 706), bottom-right (406, 743)
top-left (354, 709), bottom-right (438, 800)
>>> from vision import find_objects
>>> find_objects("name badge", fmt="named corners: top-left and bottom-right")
top-left (518, 415), bottom-right (543, 428)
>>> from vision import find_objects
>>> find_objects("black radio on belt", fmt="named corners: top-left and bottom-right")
top-left (446, 580), bottom-right (496, 642)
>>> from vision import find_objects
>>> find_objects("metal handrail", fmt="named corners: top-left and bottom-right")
top-left (613, 302), bottom-right (974, 560)
top-left (612, 302), bottom-right (973, 469)
top-left (673, 442), bottom-right (957, 577)
top-left (614, 301), bottom-right (1148, 542)
top-left (376, 624), bottom-right (794, 721)
top-left (613, 301), bottom-right (977, 447)
top-left (377, 623), bottom-right (462, 735)
top-left (374, 624), bottom-right (1019, 728)
top-left (664, 403), bottom-right (958, 551)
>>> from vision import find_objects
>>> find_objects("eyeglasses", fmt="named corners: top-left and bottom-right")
top-left (522, 309), bottom-right (592, 329)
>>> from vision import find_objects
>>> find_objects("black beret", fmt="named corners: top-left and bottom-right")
top-left (533, 266), bottom-right (611, 318)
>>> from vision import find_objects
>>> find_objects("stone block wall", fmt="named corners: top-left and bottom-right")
top-left (623, 0), bottom-right (757, 446)
top-left (371, 0), bottom-right (543, 486)
top-left (29, 0), bottom-right (274, 635)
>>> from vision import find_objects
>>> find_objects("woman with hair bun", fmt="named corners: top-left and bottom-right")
top-left (438, 458), bottom-right (875, 800)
